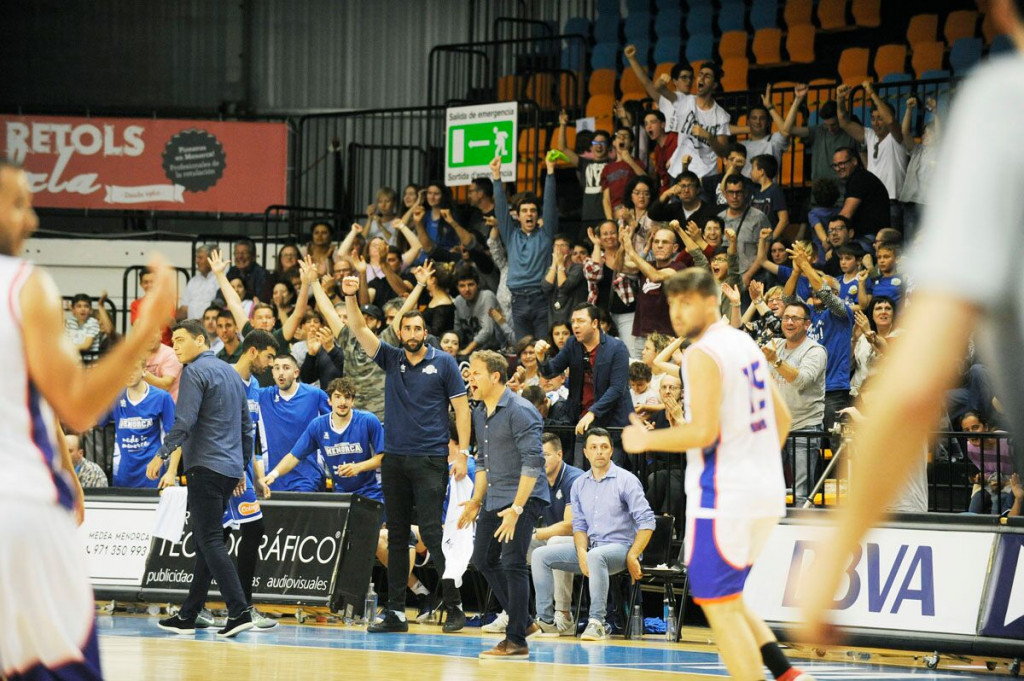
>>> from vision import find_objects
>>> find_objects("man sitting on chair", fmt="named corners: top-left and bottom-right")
top-left (531, 428), bottom-right (655, 641)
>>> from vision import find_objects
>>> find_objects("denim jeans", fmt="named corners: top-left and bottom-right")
top-left (180, 466), bottom-right (249, 619)
top-left (472, 499), bottom-right (542, 646)
top-left (532, 541), bottom-right (628, 623)
top-left (527, 535), bottom-right (574, 611)
top-left (381, 454), bottom-right (452, 612)
top-left (612, 312), bottom-right (636, 359)
top-left (510, 288), bottom-right (550, 343)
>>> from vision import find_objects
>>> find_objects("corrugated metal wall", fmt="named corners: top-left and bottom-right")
top-left (1, 0), bottom-right (472, 114)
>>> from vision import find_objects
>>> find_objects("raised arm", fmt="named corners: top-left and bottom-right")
top-left (624, 44), bottom-right (665, 102)
top-left (782, 83), bottom-right (810, 138)
top-left (902, 96), bottom-right (918, 153)
top-left (762, 84), bottom-right (789, 137)
top-left (863, 81), bottom-right (901, 143)
top-left (340, 275), bottom-right (380, 357)
top-left (388, 262), bottom-right (431, 336)
top-left (836, 84), bottom-right (865, 143)
top-left (208, 249), bottom-right (248, 329)
top-left (490, 157), bottom-right (515, 245)
top-left (394, 221), bottom-right (424, 267)
top-left (311, 275), bottom-right (346, 338)
top-left (554, 111), bottom-right (581, 167)
top-left (336, 222), bottom-right (364, 262)
top-left (653, 335), bottom-right (685, 377)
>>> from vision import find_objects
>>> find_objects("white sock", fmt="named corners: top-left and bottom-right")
top-left (394, 610), bottom-right (407, 622)
top-left (411, 581), bottom-right (429, 596)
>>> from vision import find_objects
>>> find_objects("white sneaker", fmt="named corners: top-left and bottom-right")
top-left (580, 619), bottom-right (609, 641)
top-left (481, 611), bottom-right (508, 633)
top-left (553, 611), bottom-right (575, 636)
top-left (195, 609), bottom-right (216, 628)
top-left (251, 608), bottom-right (278, 630)
top-left (531, 619), bottom-right (560, 637)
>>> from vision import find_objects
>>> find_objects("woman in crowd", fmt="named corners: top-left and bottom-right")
top-left (305, 221), bottom-right (336, 275)
top-left (365, 186), bottom-right (401, 246)
top-left (271, 279), bottom-right (296, 329)
top-left (548, 320), bottom-right (571, 353)
top-left (420, 263), bottom-right (455, 339)
top-left (619, 175), bottom-right (658, 265)
top-left (850, 295), bottom-right (899, 397)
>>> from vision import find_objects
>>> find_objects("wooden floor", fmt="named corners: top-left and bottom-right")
top-left (94, 614), bottom-right (1016, 680)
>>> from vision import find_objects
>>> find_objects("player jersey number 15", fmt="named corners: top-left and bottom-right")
top-left (740, 361), bottom-right (769, 434)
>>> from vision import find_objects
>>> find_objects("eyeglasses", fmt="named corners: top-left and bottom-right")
top-left (831, 159), bottom-right (852, 169)
top-left (827, 227), bottom-right (847, 234)
top-left (724, 189), bottom-right (745, 196)
top-left (591, 140), bottom-right (608, 146)
top-left (781, 315), bottom-right (807, 322)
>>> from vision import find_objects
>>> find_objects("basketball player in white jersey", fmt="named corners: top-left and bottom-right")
top-left (801, 0), bottom-right (1024, 643)
top-left (0, 160), bottom-right (176, 680)
top-left (622, 268), bottom-right (813, 681)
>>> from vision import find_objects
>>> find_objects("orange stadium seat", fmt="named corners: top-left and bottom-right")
top-left (720, 58), bottom-right (749, 92)
top-left (524, 73), bottom-right (556, 110)
top-left (620, 69), bottom-right (646, 98)
top-left (911, 41), bottom-right (945, 78)
top-left (786, 24), bottom-right (816, 63)
top-left (497, 75), bottom-right (520, 102)
top-left (873, 44), bottom-right (907, 81)
top-left (558, 72), bottom-right (585, 110)
top-left (981, 10), bottom-right (1003, 43)
top-left (752, 28), bottom-right (784, 65)
top-left (780, 138), bottom-right (805, 186)
top-left (851, 0), bottom-right (881, 28)
top-left (588, 69), bottom-right (617, 97)
top-left (906, 14), bottom-right (938, 46)
top-left (557, 125), bottom-right (577, 157)
top-left (945, 10), bottom-right (979, 44)
top-left (783, 0), bottom-right (813, 27)
top-left (517, 128), bottom-right (548, 160)
top-left (719, 31), bottom-right (749, 61)
top-left (816, 0), bottom-right (848, 31)
top-left (837, 47), bottom-right (870, 85)
top-left (586, 94), bottom-right (616, 127)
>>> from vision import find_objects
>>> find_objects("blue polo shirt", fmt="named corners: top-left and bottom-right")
top-left (290, 410), bottom-right (385, 501)
top-left (258, 383), bottom-right (330, 492)
top-left (539, 461), bottom-right (584, 527)
top-left (373, 342), bottom-right (467, 456)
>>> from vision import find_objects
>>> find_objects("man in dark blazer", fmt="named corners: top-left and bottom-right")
top-left (534, 303), bottom-right (633, 470)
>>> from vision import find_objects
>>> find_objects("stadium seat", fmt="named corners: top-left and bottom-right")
top-left (597, 0), bottom-right (620, 15)
top-left (560, 125), bottom-right (577, 156)
top-left (686, 5), bottom-right (715, 37)
top-left (624, 12), bottom-right (652, 43)
top-left (783, 0), bottom-right (813, 27)
top-left (786, 24), bottom-right (816, 63)
top-left (655, 8), bottom-right (684, 38)
top-left (944, 10), bottom-right (979, 44)
top-left (686, 34), bottom-right (715, 63)
top-left (817, 0), bottom-right (849, 31)
top-left (750, 0), bottom-right (780, 30)
top-left (975, 0), bottom-right (991, 10)
top-left (718, 0), bottom-right (747, 33)
top-left (620, 69), bottom-right (647, 98)
top-left (982, 10), bottom-right (1003, 44)
top-left (594, 14), bottom-right (621, 44)
top-left (620, 42), bottom-right (650, 70)
top-left (920, 69), bottom-right (951, 80)
top-left (524, 73), bottom-right (557, 111)
top-left (720, 58), bottom-right (749, 92)
top-left (586, 94), bottom-right (616, 127)
top-left (497, 75), bottom-right (520, 103)
top-left (752, 28), bottom-right (784, 65)
top-left (837, 47), bottom-right (870, 85)
top-left (950, 37), bottom-right (983, 74)
top-left (588, 69), bottom-right (617, 97)
top-left (780, 138), bottom-right (805, 186)
top-left (906, 14), bottom-right (938, 46)
top-left (911, 41), bottom-right (945, 78)
top-left (591, 43), bottom-right (620, 71)
top-left (990, 33), bottom-right (1015, 55)
top-left (626, 0), bottom-right (652, 12)
top-left (873, 44), bottom-right (907, 82)
top-left (518, 128), bottom-right (548, 161)
top-left (653, 38), bottom-right (683, 65)
top-left (558, 72), bottom-right (585, 110)
top-left (850, 0), bottom-right (881, 28)
top-left (562, 38), bottom-right (588, 72)
top-left (719, 31), bottom-right (749, 61)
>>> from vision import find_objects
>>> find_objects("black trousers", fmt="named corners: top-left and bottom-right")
top-left (180, 467), bottom-right (249, 619)
top-left (381, 454), bottom-right (455, 612)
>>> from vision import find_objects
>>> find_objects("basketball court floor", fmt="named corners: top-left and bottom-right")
top-left (96, 615), bottom-right (1016, 679)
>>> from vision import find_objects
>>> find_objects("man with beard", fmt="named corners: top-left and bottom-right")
top-left (621, 224), bottom-right (685, 356)
top-left (340, 275), bottom-right (472, 633)
top-left (256, 354), bottom-right (329, 492)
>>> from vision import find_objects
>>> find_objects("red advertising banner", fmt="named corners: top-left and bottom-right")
top-left (0, 115), bottom-right (288, 214)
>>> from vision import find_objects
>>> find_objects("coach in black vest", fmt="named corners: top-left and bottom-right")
top-left (534, 303), bottom-right (633, 470)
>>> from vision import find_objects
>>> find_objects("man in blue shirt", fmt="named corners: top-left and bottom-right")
top-left (531, 428), bottom-right (655, 641)
top-left (457, 351), bottom-right (548, 659)
top-left (491, 153), bottom-right (559, 341)
top-left (265, 377), bottom-right (384, 502)
top-left (257, 354), bottom-right (330, 492)
top-left (340, 274), bottom-right (472, 633)
top-left (860, 241), bottom-right (906, 308)
top-left (105, 360), bottom-right (175, 488)
top-left (148, 320), bottom-right (255, 638)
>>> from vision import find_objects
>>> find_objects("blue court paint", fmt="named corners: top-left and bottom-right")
top-left (95, 616), bottom-right (998, 679)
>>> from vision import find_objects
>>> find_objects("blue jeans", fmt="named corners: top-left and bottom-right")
top-left (472, 500), bottom-right (542, 646)
top-left (180, 466), bottom-right (250, 619)
top-left (510, 288), bottom-right (549, 343)
top-left (532, 541), bottom-right (628, 623)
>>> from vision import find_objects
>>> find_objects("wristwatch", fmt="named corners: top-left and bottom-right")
top-left (773, 358), bottom-right (783, 368)
top-left (459, 448), bottom-right (470, 456)
top-left (511, 504), bottom-right (524, 516)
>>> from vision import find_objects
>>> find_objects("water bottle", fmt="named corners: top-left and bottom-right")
top-left (662, 595), bottom-right (670, 624)
top-left (363, 583), bottom-right (378, 628)
top-left (665, 604), bottom-right (677, 642)
top-left (631, 604), bottom-right (644, 640)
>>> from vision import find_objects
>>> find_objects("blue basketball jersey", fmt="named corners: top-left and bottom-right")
top-left (290, 410), bottom-right (385, 501)
top-left (104, 386), bottom-right (175, 488)
top-left (258, 383), bottom-right (330, 492)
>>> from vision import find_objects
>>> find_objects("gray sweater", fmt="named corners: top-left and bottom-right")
top-left (769, 336), bottom-right (826, 430)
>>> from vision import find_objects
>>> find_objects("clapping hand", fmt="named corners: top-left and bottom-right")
top-left (318, 326), bottom-right (335, 352)
top-left (209, 249), bottom-right (229, 276)
top-left (721, 282), bottom-right (741, 306)
top-left (748, 280), bottom-right (764, 301)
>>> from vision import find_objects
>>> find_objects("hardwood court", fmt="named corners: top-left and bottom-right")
top-left (95, 614), bottom-right (1013, 680)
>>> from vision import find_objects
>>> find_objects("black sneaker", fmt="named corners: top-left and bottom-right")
top-left (157, 614), bottom-right (196, 635)
top-left (441, 605), bottom-right (466, 633)
top-left (217, 609), bottom-right (254, 638)
top-left (368, 610), bottom-right (409, 633)
top-left (415, 593), bottom-right (440, 623)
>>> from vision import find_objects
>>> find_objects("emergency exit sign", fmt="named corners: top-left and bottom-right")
top-left (444, 102), bottom-right (517, 187)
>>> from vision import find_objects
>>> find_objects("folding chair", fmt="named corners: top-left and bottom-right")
top-left (623, 515), bottom-right (688, 640)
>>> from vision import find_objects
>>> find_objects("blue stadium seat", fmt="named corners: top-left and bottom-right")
top-left (920, 69), bottom-right (951, 80)
top-left (594, 14), bottom-right (621, 43)
top-left (564, 17), bottom-right (591, 41)
top-left (718, 0), bottom-right (747, 33)
top-left (625, 12), bottom-right (652, 42)
top-left (686, 5), bottom-right (714, 37)
top-left (597, 0), bottom-right (621, 15)
top-left (990, 34), bottom-right (1015, 55)
top-left (655, 8), bottom-right (683, 38)
top-left (880, 74), bottom-right (913, 121)
top-left (685, 34), bottom-right (714, 63)
top-left (591, 42), bottom-right (621, 71)
top-left (950, 37), bottom-right (983, 75)
top-left (654, 37), bottom-right (683, 65)
top-left (626, 0), bottom-right (653, 12)
top-left (881, 72), bottom-right (911, 82)
top-left (750, 0), bottom-right (779, 30)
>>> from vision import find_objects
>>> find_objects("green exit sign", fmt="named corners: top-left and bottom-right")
top-left (447, 120), bottom-right (514, 168)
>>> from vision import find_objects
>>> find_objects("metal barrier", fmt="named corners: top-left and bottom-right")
top-left (467, 0), bottom-right (595, 45)
top-left (61, 295), bottom-right (119, 364)
top-left (119, 265), bottom-right (191, 336)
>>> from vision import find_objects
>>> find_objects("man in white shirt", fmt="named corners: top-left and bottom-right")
top-left (658, 62), bottom-right (732, 179)
top-left (735, 85), bottom-right (791, 177)
top-left (837, 82), bottom-right (909, 231)
top-left (178, 243), bottom-right (220, 320)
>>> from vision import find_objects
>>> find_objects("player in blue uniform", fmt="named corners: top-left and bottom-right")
top-left (257, 354), bottom-right (330, 492)
top-left (104, 359), bottom-right (175, 488)
top-left (264, 377), bottom-right (384, 500)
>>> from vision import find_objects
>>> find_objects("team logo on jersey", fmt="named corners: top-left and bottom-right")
top-left (641, 279), bottom-right (663, 294)
top-left (848, 285), bottom-right (857, 295)
top-left (556, 489), bottom-right (563, 500)
top-left (423, 365), bottom-right (438, 375)
top-left (120, 399), bottom-right (126, 407)
top-left (891, 278), bottom-right (902, 286)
